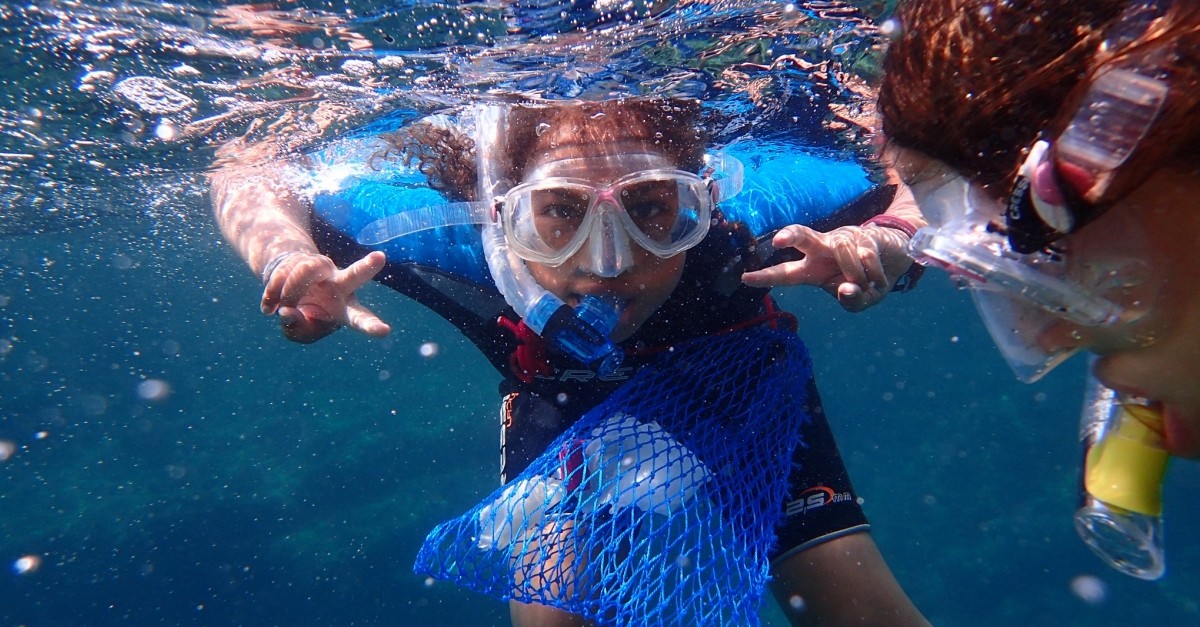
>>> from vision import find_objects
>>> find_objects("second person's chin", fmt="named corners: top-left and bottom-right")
top-left (1164, 404), bottom-right (1200, 459)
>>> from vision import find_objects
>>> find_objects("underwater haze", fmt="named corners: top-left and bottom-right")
top-left (1, 1), bottom-right (1198, 625)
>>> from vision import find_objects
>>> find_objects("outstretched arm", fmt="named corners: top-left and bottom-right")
top-left (770, 531), bottom-right (930, 627)
top-left (741, 181), bottom-right (925, 312)
top-left (209, 163), bottom-right (391, 343)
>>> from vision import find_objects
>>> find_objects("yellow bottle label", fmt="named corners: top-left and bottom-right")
top-left (1084, 405), bottom-right (1168, 516)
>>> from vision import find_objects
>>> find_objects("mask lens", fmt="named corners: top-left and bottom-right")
top-left (620, 176), bottom-right (707, 246)
top-left (530, 187), bottom-right (590, 249)
top-left (504, 171), bottom-right (712, 264)
top-left (505, 180), bottom-right (594, 262)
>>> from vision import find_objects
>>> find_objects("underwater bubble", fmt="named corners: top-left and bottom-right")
top-left (112, 77), bottom-right (194, 115)
top-left (535, 122), bottom-right (551, 136)
top-left (378, 369), bottom-right (392, 381)
top-left (111, 254), bottom-right (134, 270)
top-left (171, 64), bottom-right (202, 77)
top-left (12, 555), bottom-right (40, 575)
top-left (788, 595), bottom-right (806, 611)
top-left (0, 440), bottom-right (14, 461)
top-left (34, 431), bottom-right (48, 440)
top-left (161, 340), bottom-right (180, 356)
top-left (556, 392), bottom-right (569, 405)
top-left (0, 339), bottom-right (12, 357)
top-left (0, 294), bottom-right (9, 306)
top-left (154, 121), bottom-right (178, 141)
top-left (423, 576), bottom-right (435, 587)
top-left (419, 342), bottom-right (439, 358)
top-left (261, 49), bottom-right (288, 65)
top-left (880, 18), bottom-right (901, 39)
top-left (311, 37), bottom-right (326, 49)
top-left (137, 379), bottom-right (171, 402)
top-left (341, 60), bottom-right (376, 77)
top-left (165, 465), bottom-right (186, 480)
top-left (1070, 574), bottom-right (1107, 605)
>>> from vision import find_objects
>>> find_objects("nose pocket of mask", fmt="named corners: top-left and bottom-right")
top-left (583, 209), bottom-right (635, 277)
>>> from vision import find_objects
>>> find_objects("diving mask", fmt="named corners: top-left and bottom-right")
top-left (904, 162), bottom-right (1163, 382)
top-left (500, 152), bottom-right (742, 277)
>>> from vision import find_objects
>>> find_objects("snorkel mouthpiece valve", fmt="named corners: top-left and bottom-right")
top-left (526, 294), bottom-right (624, 377)
top-left (1074, 378), bottom-right (1167, 580)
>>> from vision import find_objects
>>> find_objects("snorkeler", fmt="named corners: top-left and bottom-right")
top-left (781, 0), bottom-right (1197, 582)
top-left (210, 97), bottom-right (930, 626)
top-left (872, 0), bottom-right (1200, 456)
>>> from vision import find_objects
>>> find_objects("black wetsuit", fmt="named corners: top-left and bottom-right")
top-left (310, 184), bottom-right (900, 564)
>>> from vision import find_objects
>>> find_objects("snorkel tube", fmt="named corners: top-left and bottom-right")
top-left (474, 103), bottom-right (623, 376)
top-left (1075, 375), bottom-right (1168, 580)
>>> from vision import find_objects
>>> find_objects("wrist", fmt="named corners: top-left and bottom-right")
top-left (860, 215), bottom-right (925, 293)
top-left (861, 214), bottom-right (919, 238)
top-left (260, 251), bottom-right (308, 285)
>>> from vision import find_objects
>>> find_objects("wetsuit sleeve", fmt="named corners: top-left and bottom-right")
top-left (769, 378), bottom-right (870, 564)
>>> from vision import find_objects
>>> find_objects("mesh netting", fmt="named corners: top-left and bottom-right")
top-left (415, 325), bottom-right (814, 626)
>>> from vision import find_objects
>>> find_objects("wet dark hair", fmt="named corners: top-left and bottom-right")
top-left (878, 0), bottom-right (1200, 203)
top-left (381, 97), bottom-right (776, 280)
top-left (385, 98), bottom-right (707, 202)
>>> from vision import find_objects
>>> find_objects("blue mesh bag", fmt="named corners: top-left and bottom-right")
top-left (415, 324), bottom-right (814, 626)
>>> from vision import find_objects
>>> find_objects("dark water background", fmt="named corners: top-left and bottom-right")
top-left (1, 1), bottom-right (1198, 625)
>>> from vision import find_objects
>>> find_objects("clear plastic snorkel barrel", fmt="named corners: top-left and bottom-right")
top-left (1075, 375), bottom-right (1168, 580)
top-left (474, 103), bottom-right (624, 376)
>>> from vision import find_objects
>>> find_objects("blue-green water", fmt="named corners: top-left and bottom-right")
top-left (1, 2), bottom-right (1198, 626)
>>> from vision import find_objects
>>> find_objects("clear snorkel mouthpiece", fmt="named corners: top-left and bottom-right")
top-left (1074, 376), bottom-right (1167, 580)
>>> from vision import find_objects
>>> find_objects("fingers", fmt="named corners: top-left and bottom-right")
top-left (344, 300), bottom-right (392, 337)
top-left (772, 224), bottom-right (821, 252)
top-left (745, 224), bottom-right (897, 311)
top-left (835, 281), bottom-right (883, 312)
top-left (336, 250), bottom-right (386, 292)
top-left (742, 225), bottom-right (826, 287)
top-left (279, 256), bottom-right (335, 310)
top-left (260, 253), bottom-right (334, 315)
top-left (278, 304), bottom-right (339, 344)
top-left (262, 251), bottom-right (390, 342)
top-left (831, 236), bottom-right (869, 287)
top-left (742, 260), bottom-right (812, 287)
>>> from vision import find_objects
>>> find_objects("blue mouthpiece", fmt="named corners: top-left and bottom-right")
top-left (543, 295), bottom-right (624, 377)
